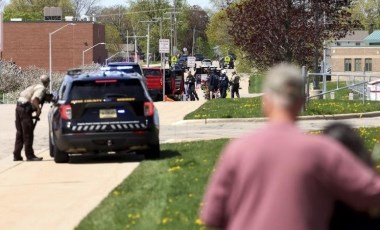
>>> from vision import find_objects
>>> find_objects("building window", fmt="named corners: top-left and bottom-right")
top-left (355, 58), bottom-right (362, 72)
top-left (365, 58), bottom-right (373, 72)
top-left (356, 42), bottom-right (361, 46)
top-left (336, 42), bottom-right (341, 46)
top-left (344, 59), bottom-right (352, 71)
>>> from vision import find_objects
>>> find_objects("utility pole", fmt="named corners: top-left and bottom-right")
top-left (164, 10), bottom-right (179, 57)
top-left (173, 0), bottom-right (177, 55)
top-left (134, 32), bottom-right (138, 63)
top-left (140, 20), bottom-right (156, 67)
top-left (192, 27), bottom-right (196, 56)
top-left (126, 34), bottom-right (148, 63)
top-left (126, 30), bottom-right (129, 62)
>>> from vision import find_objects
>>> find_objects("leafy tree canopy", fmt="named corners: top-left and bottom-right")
top-left (350, 0), bottom-right (380, 30)
top-left (227, 0), bottom-right (358, 70)
top-left (4, 0), bottom-right (74, 20)
top-left (206, 10), bottom-right (235, 58)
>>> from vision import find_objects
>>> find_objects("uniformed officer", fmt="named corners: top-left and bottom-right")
top-left (231, 70), bottom-right (240, 98)
top-left (13, 75), bottom-right (50, 161)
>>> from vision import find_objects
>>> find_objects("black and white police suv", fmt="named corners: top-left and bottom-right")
top-left (48, 68), bottom-right (160, 163)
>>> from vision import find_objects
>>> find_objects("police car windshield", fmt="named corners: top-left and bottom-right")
top-left (70, 79), bottom-right (145, 100)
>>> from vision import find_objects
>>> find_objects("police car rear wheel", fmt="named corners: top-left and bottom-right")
top-left (144, 144), bottom-right (160, 160)
top-left (49, 133), bottom-right (54, 158)
top-left (54, 145), bottom-right (69, 163)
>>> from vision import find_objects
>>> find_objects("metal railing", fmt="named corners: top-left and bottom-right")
top-left (0, 93), bottom-right (15, 104)
top-left (303, 70), bottom-right (380, 103)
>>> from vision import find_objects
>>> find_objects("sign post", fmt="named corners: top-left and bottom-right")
top-left (187, 56), bottom-right (196, 68)
top-left (159, 39), bottom-right (170, 101)
top-left (224, 55), bottom-right (231, 68)
top-left (0, 13), bottom-right (3, 59)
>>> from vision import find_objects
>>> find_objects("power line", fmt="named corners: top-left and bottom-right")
top-left (94, 8), bottom-right (175, 18)
top-left (93, 7), bottom-right (207, 18)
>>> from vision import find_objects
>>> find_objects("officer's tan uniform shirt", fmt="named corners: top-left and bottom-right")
top-left (18, 84), bottom-right (46, 104)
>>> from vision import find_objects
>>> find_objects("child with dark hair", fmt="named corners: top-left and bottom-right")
top-left (323, 122), bottom-right (380, 230)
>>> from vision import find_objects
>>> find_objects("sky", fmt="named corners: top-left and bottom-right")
top-left (98, 0), bottom-right (212, 9)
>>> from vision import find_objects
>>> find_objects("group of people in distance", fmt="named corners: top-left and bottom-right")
top-left (208, 69), bottom-right (241, 100)
top-left (200, 63), bottom-right (380, 230)
top-left (188, 68), bottom-right (241, 101)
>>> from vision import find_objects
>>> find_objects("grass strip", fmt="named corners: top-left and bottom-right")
top-left (184, 97), bottom-right (380, 119)
top-left (76, 139), bottom-right (228, 230)
top-left (77, 128), bottom-right (380, 229)
top-left (248, 72), bottom-right (264, 94)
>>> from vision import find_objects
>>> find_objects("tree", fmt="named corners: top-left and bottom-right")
top-left (127, 0), bottom-right (171, 59)
top-left (177, 5), bottom-right (209, 55)
top-left (72, 0), bottom-right (101, 18)
top-left (105, 24), bottom-right (123, 55)
top-left (210, 0), bottom-right (238, 9)
top-left (4, 0), bottom-right (74, 19)
top-left (206, 10), bottom-right (235, 59)
top-left (226, 0), bottom-right (358, 71)
top-left (350, 0), bottom-right (380, 30)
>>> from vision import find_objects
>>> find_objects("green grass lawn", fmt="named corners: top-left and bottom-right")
top-left (248, 75), bottom-right (354, 100)
top-left (325, 81), bottom-right (350, 100)
top-left (184, 97), bottom-right (380, 119)
top-left (77, 128), bottom-right (380, 230)
top-left (76, 139), bottom-right (228, 230)
top-left (248, 73), bottom-right (264, 93)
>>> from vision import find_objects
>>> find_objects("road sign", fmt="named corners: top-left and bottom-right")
top-left (171, 56), bottom-right (177, 63)
top-left (183, 47), bottom-right (187, 52)
top-left (159, 39), bottom-right (170, 53)
top-left (224, 55), bottom-right (231, 63)
top-left (187, 56), bottom-right (196, 68)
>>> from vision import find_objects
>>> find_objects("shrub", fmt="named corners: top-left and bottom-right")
top-left (0, 61), bottom-right (100, 102)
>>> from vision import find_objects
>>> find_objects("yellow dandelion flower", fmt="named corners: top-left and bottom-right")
top-left (113, 190), bottom-right (120, 196)
top-left (195, 218), bottom-right (204, 225)
top-left (162, 217), bottom-right (171, 224)
top-left (168, 165), bottom-right (181, 172)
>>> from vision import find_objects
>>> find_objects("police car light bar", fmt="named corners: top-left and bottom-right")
top-left (101, 66), bottom-right (134, 71)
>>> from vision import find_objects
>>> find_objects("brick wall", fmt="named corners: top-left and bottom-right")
top-left (331, 47), bottom-right (380, 73)
top-left (3, 22), bottom-right (106, 72)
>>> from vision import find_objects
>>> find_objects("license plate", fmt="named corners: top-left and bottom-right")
top-left (99, 109), bottom-right (117, 119)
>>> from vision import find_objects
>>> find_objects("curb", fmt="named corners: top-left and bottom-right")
top-left (176, 111), bottom-right (380, 125)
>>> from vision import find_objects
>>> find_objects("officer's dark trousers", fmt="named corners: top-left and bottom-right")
top-left (13, 105), bottom-right (35, 159)
top-left (220, 87), bottom-right (227, 98)
top-left (231, 85), bottom-right (240, 98)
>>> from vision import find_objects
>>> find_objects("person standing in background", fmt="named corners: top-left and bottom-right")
top-left (231, 70), bottom-right (240, 98)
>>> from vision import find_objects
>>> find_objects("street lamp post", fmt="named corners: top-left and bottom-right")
top-left (82, 42), bottom-right (106, 66)
top-left (49, 23), bottom-right (75, 93)
top-left (105, 51), bottom-right (125, 65)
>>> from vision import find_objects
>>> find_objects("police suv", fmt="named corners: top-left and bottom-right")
top-left (48, 67), bottom-right (160, 163)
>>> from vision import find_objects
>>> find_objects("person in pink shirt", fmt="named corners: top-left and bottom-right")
top-left (200, 63), bottom-right (380, 230)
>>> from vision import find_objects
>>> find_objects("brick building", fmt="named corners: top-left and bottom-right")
top-left (330, 30), bottom-right (380, 74)
top-left (3, 21), bottom-right (107, 72)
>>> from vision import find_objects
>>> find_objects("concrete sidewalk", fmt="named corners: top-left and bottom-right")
top-left (0, 99), bottom-right (206, 230)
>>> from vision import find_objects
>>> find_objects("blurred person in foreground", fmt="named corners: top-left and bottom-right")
top-left (323, 122), bottom-right (380, 230)
top-left (13, 75), bottom-right (50, 161)
top-left (200, 63), bottom-right (380, 230)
